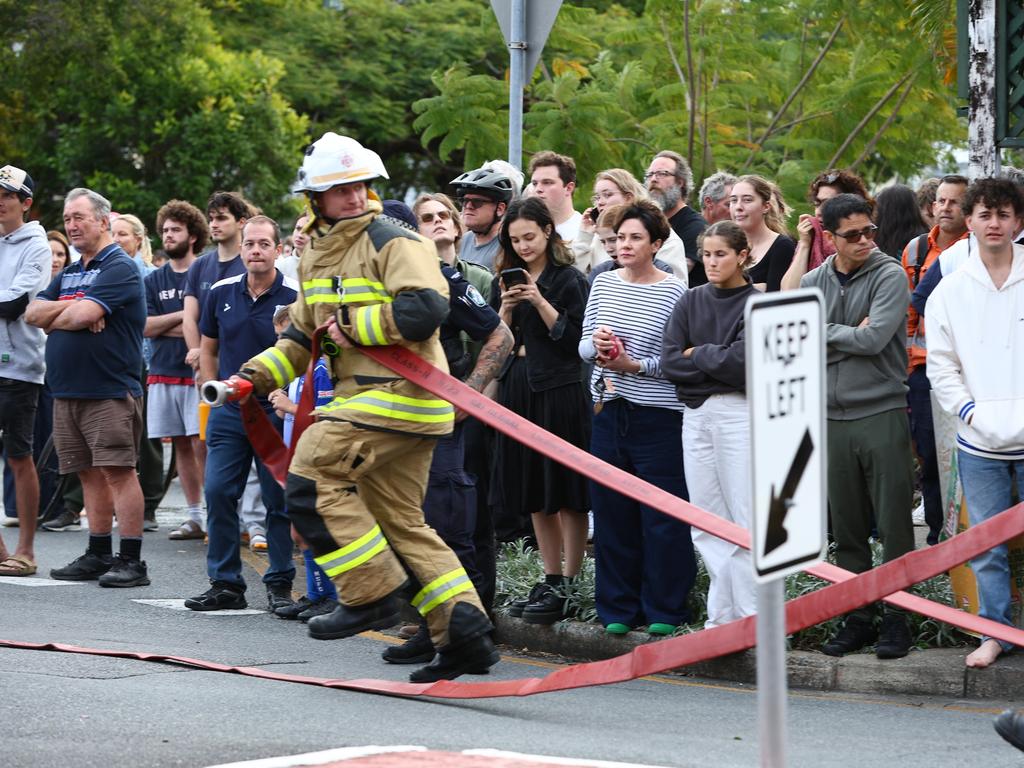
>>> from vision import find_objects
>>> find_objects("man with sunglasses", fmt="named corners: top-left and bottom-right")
top-left (800, 193), bottom-right (915, 661)
top-left (450, 166), bottom-right (515, 272)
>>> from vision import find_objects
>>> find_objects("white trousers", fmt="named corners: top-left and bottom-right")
top-left (683, 394), bottom-right (757, 628)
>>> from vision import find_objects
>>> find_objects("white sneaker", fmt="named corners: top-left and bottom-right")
top-left (1, 517), bottom-right (18, 528)
top-left (911, 500), bottom-right (926, 526)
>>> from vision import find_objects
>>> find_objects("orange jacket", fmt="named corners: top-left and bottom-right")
top-left (902, 226), bottom-right (968, 372)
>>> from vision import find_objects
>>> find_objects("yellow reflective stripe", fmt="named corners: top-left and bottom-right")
top-left (255, 347), bottom-right (296, 388)
top-left (340, 278), bottom-right (393, 304)
top-left (412, 568), bottom-right (474, 615)
top-left (314, 524), bottom-right (388, 577)
top-left (354, 305), bottom-right (386, 346)
top-left (302, 279), bottom-right (333, 290)
top-left (317, 392), bottom-right (454, 424)
top-left (306, 294), bottom-right (341, 304)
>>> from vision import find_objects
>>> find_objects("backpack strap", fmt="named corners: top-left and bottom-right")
top-left (910, 233), bottom-right (930, 288)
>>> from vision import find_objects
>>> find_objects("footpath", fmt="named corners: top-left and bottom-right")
top-left (493, 614), bottom-right (1024, 701)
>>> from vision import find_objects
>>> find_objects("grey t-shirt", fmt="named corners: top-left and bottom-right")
top-left (458, 234), bottom-right (500, 272)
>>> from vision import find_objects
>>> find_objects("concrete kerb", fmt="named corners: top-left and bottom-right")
top-left (493, 615), bottom-right (1024, 700)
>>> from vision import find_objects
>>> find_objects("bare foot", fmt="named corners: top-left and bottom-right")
top-left (966, 639), bottom-right (1004, 668)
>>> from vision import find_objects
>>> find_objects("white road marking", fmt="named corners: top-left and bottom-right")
top-left (205, 745), bottom-right (426, 768)
top-left (203, 745), bottom-right (668, 768)
top-left (132, 599), bottom-right (265, 616)
top-left (0, 576), bottom-right (87, 587)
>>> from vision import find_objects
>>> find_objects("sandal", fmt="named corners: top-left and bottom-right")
top-left (0, 554), bottom-right (38, 576)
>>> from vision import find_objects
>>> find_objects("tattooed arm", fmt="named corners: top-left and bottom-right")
top-left (458, 320), bottom-right (514, 422)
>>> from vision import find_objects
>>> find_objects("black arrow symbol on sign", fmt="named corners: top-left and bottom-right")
top-left (764, 428), bottom-right (814, 557)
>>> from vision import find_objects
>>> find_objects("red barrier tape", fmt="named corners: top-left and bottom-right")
top-left (4, 344), bottom-right (1022, 699)
top-left (2, 500), bottom-right (1022, 699)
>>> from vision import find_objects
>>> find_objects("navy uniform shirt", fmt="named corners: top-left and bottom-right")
top-left (200, 269), bottom-right (298, 382)
top-left (38, 243), bottom-right (145, 399)
top-left (439, 262), bottom-right (500, 380)
top-left (184, 251), bottom-right (245, 313)
top-left (145, 262), bottom-right (192, 379)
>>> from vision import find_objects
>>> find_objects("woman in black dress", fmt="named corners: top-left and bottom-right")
top-left (489, 197), bottom-right (591, 625)
top-left (729, 174), bottom-right (794, 292)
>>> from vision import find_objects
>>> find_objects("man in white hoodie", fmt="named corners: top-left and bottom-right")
top-left (927, 177), bottom-right (1024, 670)
top-left (0, 165), bottom-right (51, 576)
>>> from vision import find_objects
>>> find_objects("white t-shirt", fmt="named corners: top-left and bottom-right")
top-left (555, 211), bottom-right (583, 244)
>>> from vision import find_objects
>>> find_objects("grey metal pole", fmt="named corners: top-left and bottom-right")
top-left (507, 0), bottom-right (526, 171)
top-left (967, 0), bottom-right (998, 178)
top-left (757, 579), bottom-right (787, 768)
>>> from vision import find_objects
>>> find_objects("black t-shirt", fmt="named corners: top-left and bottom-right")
top-left (183, 251), bottom-right (245, 311)
top-left (145, 263), bottom-right (191, 378)
top-left (747, 235), bottom-right (796, 293)
top-left (668, 206), bottom-right (708, 287)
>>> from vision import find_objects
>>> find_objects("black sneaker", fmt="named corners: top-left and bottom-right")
top-left (50, 552), bottom-right (112, 581)
top-left (875, 613), bottom-right (912, 659)
top-left (409, 633), bottom-right (500, 683)
top-left (507, 583), bottom-right (546, 618)
top-left (267, 583), bottom-right (295, 612)
top-left (298, 596), bottom-right (339, 623)
top-left (307, 595), bottom-right (400, 640)
top-left (184, 582), bottom-right (247, 611)
top-left (41, 509), bottom-right (81, 532)
top-left (822, 615), bottom-right (878, 657)
top-left (98, 555), bottom-right (151, 588)
top-left (994, 709), bottom-right (1024, 752)
top-left (522, 583), bottom-right (568, 625)
top-left (274, 595), bottom-right (313, 620)
top-left (382, 623), bottom-right (435, 665)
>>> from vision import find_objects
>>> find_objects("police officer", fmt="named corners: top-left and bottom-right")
top-left (237, 133), bottom-right (499, 682)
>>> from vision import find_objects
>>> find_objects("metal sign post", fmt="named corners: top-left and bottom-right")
top-left (490, 0), bottom-right (563, 170)
top-left (745, 288), bottom-right (827, 768)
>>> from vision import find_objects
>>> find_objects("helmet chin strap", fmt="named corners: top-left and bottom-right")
top-left (307, 186), bottom-right (380, 230)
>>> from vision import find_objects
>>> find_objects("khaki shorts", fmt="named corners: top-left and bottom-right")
top-left (53, 396), bottom-right (143, 474)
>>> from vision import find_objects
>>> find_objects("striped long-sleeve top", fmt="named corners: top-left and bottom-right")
top-left (579, 270), bottom-right (686, 411)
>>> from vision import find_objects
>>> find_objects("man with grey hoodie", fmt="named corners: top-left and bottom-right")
top-left (801, 193), bottom-right (915, 660)
top-left (0, 165), bottom-right (51, 576)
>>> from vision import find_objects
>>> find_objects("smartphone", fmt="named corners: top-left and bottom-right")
top-left (587, 207), bottom-right (599, 223)
top-left (501, 267), bottom-right (529, 287)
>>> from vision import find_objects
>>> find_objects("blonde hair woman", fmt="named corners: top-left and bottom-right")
top-left (111, 213), bottom-right (154, 270)
top-left (575, 169), bottom-right (688, 284)
top-left (729, 175), bottom-right (794, 292)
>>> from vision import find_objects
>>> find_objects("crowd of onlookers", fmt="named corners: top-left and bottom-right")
top-left (1, 144), bottom-right (1022, 674)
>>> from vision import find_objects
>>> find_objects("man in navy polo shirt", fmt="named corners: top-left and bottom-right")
top-left (25, 187), bottom-right (149, 587)
top-left (186, 215), bottom-right (298, 611)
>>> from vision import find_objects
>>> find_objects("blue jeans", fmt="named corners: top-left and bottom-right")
top-left (907, 367), bottom-right (942, 544)
top-left (590, 399), bottom-right (696, 627)
top-left (204, 404), bottom-right (294, 590)
top-left (957, 449), bottom-right (1024, 650)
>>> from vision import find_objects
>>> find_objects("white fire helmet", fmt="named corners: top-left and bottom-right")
top-left (292, 132), bottom-right (389, 193)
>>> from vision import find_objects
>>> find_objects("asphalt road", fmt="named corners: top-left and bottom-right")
top-left (1, 494), bottom-right (1021, 768)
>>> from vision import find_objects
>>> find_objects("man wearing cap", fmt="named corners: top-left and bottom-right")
top-left (0, 165), bottom-right (50, 576)
top-left (236, 132), bottom-right (499, 682)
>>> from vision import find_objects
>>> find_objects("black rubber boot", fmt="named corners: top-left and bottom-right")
top-left (408, 602), bottom-right (498, 682)
top-left (307, 593), bottom-right (400, 640)
top-left (822, 614), bottom-right (878, 657)
top-left (382, 621), bottom-right (435, 665)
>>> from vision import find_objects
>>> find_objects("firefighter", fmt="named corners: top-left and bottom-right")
top-left (236, 133), bottom-right (498, 682)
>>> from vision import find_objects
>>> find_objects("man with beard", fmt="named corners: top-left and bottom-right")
top-left (451, 165), bottom-right (516, 272)
top-left (148, 200), bottom-right (210, 540)
top-left (645, 150), bottom-right (708, 285)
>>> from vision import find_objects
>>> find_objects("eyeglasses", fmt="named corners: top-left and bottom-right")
top-left (643, 170), bottom-right (675, 182)
top-left (832, 224), bottom-right (878, 243)
top-left (459, 196), bottom-right (495, 210)
top-left (591, 191), bottom-right (619, 204)
top-left (418, 209), bottom-right (452, 225)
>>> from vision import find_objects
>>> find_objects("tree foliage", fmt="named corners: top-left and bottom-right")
top-left (1, 0), bottom-right (307, 228)
top-left (412, 0), bottom-right (964, 212)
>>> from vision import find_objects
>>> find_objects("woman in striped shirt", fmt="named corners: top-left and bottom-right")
top-left (579, 200), bottom-right (697, 636)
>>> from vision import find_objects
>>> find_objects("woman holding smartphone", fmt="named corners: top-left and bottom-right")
top-left (661, 220), bottom-right (758, 628)
top-left (580, 200), bottom-right (696, 636)
top-left (490, 197), bottom-right (591, 626)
